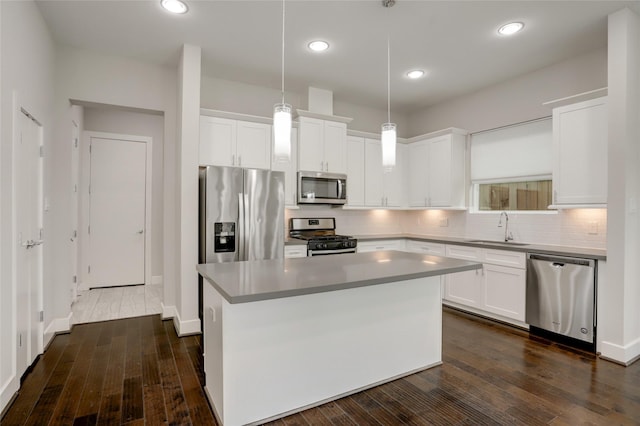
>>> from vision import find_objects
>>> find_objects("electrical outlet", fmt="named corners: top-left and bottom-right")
top-left (439, 218), bottom-right (449, 227)
top-left (588, 221), bottom-right (598, 235)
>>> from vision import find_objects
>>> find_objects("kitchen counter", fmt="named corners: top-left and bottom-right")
top-left (198, 251), bottom-right (481, 425)
top-left (197, 250), bottom-right (480, 304)
top-left (353, 233), bottom-right (607, 260)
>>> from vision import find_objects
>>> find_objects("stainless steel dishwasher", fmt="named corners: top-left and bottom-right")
top-left (526, 253), bottom-right (596, 348)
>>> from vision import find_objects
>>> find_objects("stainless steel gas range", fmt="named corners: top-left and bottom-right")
top-left (289, 218), bottom-right (357, 256)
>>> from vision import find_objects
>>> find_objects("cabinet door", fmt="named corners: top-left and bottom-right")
top-left (553, 97), bottom-right (607, 205)
top-left (298, 117), bottom-right (324, 172)
top-left (346, 136), bottom-right (365, 206)
top-left (384, 143), bottom-right (405, 207)
top-left (199, 116), bottom-right (236, 166)
top-left (443, 245), bottom-right (483, 307)
top-left (444, 269), bottom-right (483, 308)
top-left (272, 129), bottom-right (298, 206)
top-left (408, 140), bottom-right (430, 207)
top-left (482, 264), bottom-right (526, 321)
top-left (364, 139), bottom-right (384, 206)
top-left (236, 121), bottom-right (271, 169)
top-left (324, 121), bottom-right (347, 173)
top-left (428, 135), bottom-right (452, 207)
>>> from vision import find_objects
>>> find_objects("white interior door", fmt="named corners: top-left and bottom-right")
top-left (15, 108), bottom-right (44, 377)
top-left (88, 136), bottom-right (146, 288)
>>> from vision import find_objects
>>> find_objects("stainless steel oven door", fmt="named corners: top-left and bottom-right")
top-left (308, 248), bottom-right (357, 256)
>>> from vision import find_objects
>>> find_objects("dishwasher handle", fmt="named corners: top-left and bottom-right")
top-left (527, 253), bottom-right (594, 267)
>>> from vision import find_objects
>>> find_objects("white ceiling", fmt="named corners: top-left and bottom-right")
top-left (36, 0), bottom-right (640, 113)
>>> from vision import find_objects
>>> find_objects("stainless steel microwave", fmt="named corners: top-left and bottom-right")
top-left (297, 171), bottom-right (347, 205)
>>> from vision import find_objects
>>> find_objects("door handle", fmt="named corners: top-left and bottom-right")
top-left (137, 230), bottom-right (144, 234)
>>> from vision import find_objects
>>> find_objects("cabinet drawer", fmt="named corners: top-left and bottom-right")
top-left (445, 245), bottom-right (482, 261)
top-left (357, 240), bottom-right (404, 253)
top-left (284, 245), bottom-right (307, 258)
top-left (406, 240), bottom-right (445, 256)
top-left (483, 249), bottom-right (526, 269)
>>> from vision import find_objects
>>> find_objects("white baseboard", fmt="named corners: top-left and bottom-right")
top-left (43, 313), bottom-right (72, 349)
top-left (1, 376), bottom-right (18, 417)
top-left (161, 303), bottom-right (200, 336)
top-left (600, 337), bottom-right (640, 365)
top-left (161, 302), bottom-right (176, 320)
top-left (151, 275), bottom-right (163, 285)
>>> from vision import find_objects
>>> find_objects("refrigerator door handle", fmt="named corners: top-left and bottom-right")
top-left (243, 192), bottom-right (250, 260)
top-left (238, 192), bottom-right (245, 260)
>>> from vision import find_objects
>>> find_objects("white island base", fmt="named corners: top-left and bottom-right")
top-left (202, 275), bottom-right (443, 425)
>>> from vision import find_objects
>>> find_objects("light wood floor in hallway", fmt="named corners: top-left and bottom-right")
top-left (2, 308), bottom-right (640, 425)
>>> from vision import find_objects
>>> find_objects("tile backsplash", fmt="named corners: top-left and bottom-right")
top-left (286, 206), bottom-right (607, 249)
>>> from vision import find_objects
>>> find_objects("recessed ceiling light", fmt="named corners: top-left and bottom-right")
top-left (407, 70), bottom-right (425, 79)
top-left (308, 40), bottom-right (329, 52)
top-left (498, 22), bottom-right (524, 36)
top-left (161, 0), bottom-right (188, 14)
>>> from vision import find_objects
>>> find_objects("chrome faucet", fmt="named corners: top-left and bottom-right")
top-left (498, 211), bottom-right (514, 242)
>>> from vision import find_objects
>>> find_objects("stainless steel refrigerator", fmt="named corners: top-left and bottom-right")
top-left (198, 165), bottom-right (285, 264)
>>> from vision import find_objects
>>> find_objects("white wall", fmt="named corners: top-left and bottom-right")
top-left (407, 48), bottom-right (608, 135)
top-left (0, 0), bottom-right (55, 412)
top-left (403, 209), bottom-right (607, 249)
top-left (201, 74), bottom-right (409, 136)
top-left (82, 107), bottom-right (165, 280)
top-left (285, 207), bottom-right (405, 237)
top-left (175, 45), bottom-right (201, 335)
top-left (601, 7), bottom-right (640, 364)
top-left (52, 45), bottom-right (178, 324)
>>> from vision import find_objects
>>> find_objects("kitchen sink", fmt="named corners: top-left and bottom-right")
top-left (466, 239), bottom-right (529, 246)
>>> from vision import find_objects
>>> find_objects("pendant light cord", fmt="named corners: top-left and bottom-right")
top-left (281, 0), bottom-right (286, 105)
top-left (387, 36), bottom-right (391, 123)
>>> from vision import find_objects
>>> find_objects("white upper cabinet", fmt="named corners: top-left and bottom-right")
top-left (408, 130), bottom-right (466, 208)
top-left (364, 139), bottom-right (405, 207)
top-left (271, 128), bottom-right (298, 207)
top-left (552, 96), bottom-right (607, 206)
top-left (200, 116), bottom-right (271, 170)
top-left (298, 117), bottom-right (347, 173)
top-left (346, 136), bottom-right (365, 207)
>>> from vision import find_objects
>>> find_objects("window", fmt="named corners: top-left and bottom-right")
top-left (477, 180), bottom-right (552, 211)
top-left (470, 118), bottom-right (554, 212)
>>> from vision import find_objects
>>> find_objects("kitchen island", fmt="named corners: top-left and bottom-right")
top-left (197, 250), bottom-right (481, 425)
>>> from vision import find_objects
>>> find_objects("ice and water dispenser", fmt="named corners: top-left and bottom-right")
top-left (214, 222), bottom-right (236, 253)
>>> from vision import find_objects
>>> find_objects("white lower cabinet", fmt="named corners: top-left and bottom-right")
top-left (443, 245), bottom-right (526, 325)
top-left (284, 245), bottom-right (307, 258)
top-left (356, 239), bottom-right (405, 253)
top-left (482, 263), bottom-right (526, 321)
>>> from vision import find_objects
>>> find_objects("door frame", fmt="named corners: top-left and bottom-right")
top-left (80, 131), bottom-right (153, 290)
top-left (11, 93), bottom-right (44, 378)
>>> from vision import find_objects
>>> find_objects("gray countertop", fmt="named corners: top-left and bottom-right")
top-left (197, 250), bottom-right (481, 304)
top-left (353, 234), bottom-right (607, 260)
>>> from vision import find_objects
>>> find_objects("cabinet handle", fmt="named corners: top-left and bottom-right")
top-left (232, 154), bottom-right (235, 165)
top-left (238, 156), bottom-right (242, 166)
top-left (325, 162), bottom-right (329, 171)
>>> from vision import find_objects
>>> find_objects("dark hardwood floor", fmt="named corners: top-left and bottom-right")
top-left (3, 309), bottom-right (640, 425)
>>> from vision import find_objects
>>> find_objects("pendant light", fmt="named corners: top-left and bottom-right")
top-left (381, 1), bottom-right (396, 172)
top-left (273, 0), bottom-right (292, 163)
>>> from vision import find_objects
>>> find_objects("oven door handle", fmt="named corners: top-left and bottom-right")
top-left (309, 247), bottom-right (357, 256)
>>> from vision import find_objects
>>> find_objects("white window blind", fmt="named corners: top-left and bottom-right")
top-left (470, 118), bottom-right (552, 182)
